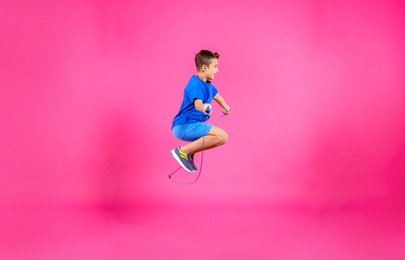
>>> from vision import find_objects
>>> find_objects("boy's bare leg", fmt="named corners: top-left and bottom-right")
top-left (180, 126), bottom-right (228, 154)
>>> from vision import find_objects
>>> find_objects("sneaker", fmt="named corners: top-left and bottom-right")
top-left (171, 147), bottom-right (194, 172)
top-left (190, 154), bottom-right (197, 172)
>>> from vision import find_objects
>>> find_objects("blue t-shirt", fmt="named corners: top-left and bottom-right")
top-left (172, 75), bottom-right (218, 129)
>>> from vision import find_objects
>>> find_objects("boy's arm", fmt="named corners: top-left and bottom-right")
top-left (194, 99), bottom-right (212, 114)
top-left (213, 93), bottom-right (231, 114)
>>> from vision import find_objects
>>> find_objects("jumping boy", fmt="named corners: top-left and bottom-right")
top-left (171, 50), bottom-right (231, 172)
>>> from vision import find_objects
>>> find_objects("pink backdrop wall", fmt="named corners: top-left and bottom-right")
top-left (1, 0), bottom-right (405, 212)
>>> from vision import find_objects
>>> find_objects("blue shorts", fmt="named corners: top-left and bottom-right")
top-left (172, 122), bottom-right (213, 142)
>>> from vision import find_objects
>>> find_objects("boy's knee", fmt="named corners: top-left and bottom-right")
top-left (218, 130), bottom-right (228, 144)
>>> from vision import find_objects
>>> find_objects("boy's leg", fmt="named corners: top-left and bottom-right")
top-left (180, 126), bottom-right (228, 154)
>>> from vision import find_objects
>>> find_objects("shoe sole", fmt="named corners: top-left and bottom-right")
top-left (171, 149), bottom-right (194, 173)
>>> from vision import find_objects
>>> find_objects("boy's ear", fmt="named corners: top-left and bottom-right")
top-left (201, 64), bottom-right (207, 72)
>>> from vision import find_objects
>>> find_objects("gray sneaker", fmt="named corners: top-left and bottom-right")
top-left (171, 147), bottom-right (194, 172)
top-left (190, 154), bottom-right (197, 171)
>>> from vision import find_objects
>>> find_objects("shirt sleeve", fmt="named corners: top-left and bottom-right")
top-left (212, 85), bottom-right (218, 97)
top-left (186, 82), bottom-right (204, 104)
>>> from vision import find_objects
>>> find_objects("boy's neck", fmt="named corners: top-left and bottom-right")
top-left (197, 72), bottom-right (207, 82)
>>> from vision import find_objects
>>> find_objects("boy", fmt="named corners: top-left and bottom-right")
top-left (171, 50), bottom-right (231, 172)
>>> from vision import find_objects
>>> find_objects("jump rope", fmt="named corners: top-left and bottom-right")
top-left (169, 107), bottom-right (229, 185)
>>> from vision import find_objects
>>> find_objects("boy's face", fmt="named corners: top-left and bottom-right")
top-left (202, 58), bottom-right (219, 81)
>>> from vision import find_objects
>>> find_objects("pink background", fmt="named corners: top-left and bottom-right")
top-left (1, 0), bottom-right (405, 259)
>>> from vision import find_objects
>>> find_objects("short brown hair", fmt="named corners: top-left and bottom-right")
top-left (195, 50), bottom-right (220, 71)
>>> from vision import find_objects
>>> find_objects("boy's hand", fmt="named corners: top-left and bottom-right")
top-left (202, 104), bottom-right (212, 114)
top-left (222, 107), bottom-right (231, 115)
